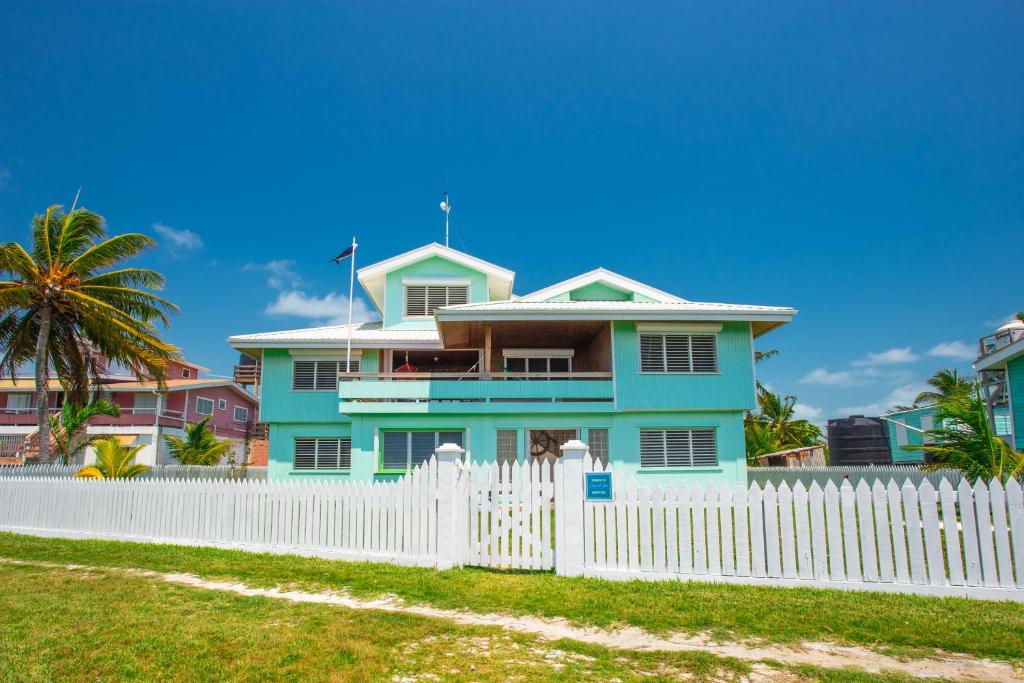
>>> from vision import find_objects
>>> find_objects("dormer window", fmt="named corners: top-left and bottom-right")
top-left (404, 283), bottom-right (469, 317)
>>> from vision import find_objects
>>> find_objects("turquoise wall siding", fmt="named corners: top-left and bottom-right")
top-left (382, 256), bottom-right (488, 328)
top-left (886, 404), bottom-right (1012, 462)
top-left (267, 409), bottom-right (746, 485)
top-left (1009, 356), bottom-right (1024, 450)
top-left (612, 321), bottom-right (756, 411)
top-left (259, 348), bottom-right (377, 423)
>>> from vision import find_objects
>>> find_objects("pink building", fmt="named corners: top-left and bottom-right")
top-left (0, 358), bottom-right (260, 466)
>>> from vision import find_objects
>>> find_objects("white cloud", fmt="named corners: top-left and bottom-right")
top-left (926, 341), bottom-right (976, 361)
top-left (851, 347), bottom-right (919, 367)
top-left (800, 367), bottom-right (861, 387)
top-left (835, 382), bottom-right (928, 417)
top-left (244, 259), bottom-right (303, 290)
top-left (153, 222), bottom-right (203, 252)
top-left (265, 290), bottom-right (377, 324)
top-left (792, 403), bottom-right (823, 422)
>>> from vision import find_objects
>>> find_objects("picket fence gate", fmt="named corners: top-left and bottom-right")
top-left (0, 440), bottom-right (1022, 601)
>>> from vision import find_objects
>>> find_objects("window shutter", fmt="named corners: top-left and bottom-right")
top-left (338, 438), bottom-right (352, 469)
top-left (664, 335), bottom-right (692, 372)
top-left (664, 430), bottom-right (692, 467)
top-left (314, 360), bottom-right (338, 391)
top-left (425, 286), bottom-right (448, 314)
top-left (316, 438), bottom-right (340, 469)
top-left (381, 432), bottom-right (409, 471)
top-left (293, 438), bottom-right (317, 469)
top-left (690, 335), bottom-right (717, 372)
top-left (446, 286), bottom-right (468, 305)
top-left (292, 361), bottom-right (316, 390)
top-left (690, 429), bottom-right (717, 466)
top-left (405, 285), bottom-right (427, 316)
top-left (640, 429), bottom-right (716, 468)
top-left (639, 334), bottom-right (665, 372)
top-left (640, 430), bottom-right (666, 468)
top-left (410, 432), bottom-right (437, 468)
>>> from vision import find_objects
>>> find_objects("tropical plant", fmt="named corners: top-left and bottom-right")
top-left (0, 203), bottom-right (178, 461)
top-left (1016, 311), bottom-right (1024, 323)
top-left (75, 437), bottom-right (150, 479)
top-left (910, 387), bottom-right (1024, 481)
top-left (913, 368), bottom-right (972, 407)
top-left (162, 416), bottom-right (234, 465)
top-left (745, 387), bottom-right (824, 463)
top-left (49, 399), bottom-right (121, 465)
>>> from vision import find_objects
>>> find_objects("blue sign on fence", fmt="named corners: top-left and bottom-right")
top-left (585, 472), bottom-right (613, 502)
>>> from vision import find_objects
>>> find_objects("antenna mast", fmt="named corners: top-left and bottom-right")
top-left (439, 192), bottom-right (451, 247)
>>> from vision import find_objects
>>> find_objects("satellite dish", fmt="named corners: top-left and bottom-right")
top-left (440, 200), bottom-right (449, 212)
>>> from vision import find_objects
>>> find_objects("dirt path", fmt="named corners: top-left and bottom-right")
top-left (1, 556), bottom-right (1019, 681)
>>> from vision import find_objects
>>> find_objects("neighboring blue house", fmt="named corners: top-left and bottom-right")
top-left (975, 319), bottom-right (1024, 451)
top-left (229, 243), bottom-right (796, 484)
top-left (883, 404), bottom-right (1012, 463)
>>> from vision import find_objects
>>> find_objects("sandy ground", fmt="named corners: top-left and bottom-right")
top-left (1, 556), bottom-right (1019, 681)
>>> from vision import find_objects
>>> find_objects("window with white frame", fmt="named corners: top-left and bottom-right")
top-left (502, 349), bottom-right (572, 375)
top-left (380, 430), bottom-right (463, 472)
top-left (181, 367), bottom-right (192, 378)
top-left (496, 429), bottom-right (518, 467)
top-left (638, 333), bottom-right (717, 373)
top-left (133, 393), bottom-right (158, 415)
top-left (995, 413), bottom-right (1012, 436)
top-left (404, 285), bottom-right (469, 317)
top-left (5, 393), bottom-right (33, 412)
top-left (217, 398), bottom-right (227, 410)
top-left (639, 429), bottom-right (717, 468)
top-left (233, 405), bottom-right (248, 422)
top-left (293, 437), bottom-right (351, 470)
top-left (194, 396), bottom-right (214, 416)
top-left (587, 428), bottom-right (609, 466)
top-left (292, 359), bottom-right (360, 391)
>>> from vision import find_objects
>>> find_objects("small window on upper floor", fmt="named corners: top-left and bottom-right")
top-left (195, 396), bottom-right (214, 416)
top-left (182, 367), bottom-right (192, 378)
top-left (638, 333), bottom-right (717, 373)
top-left (292, 359), bottom-right (360, 391)
top-left (404, 285), bottom-right (469, 317)
top-left (233, 405), bottom-right (248, 422)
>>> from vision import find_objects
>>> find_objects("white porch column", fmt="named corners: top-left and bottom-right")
top-left (434, 441), bottom-right (465, 570)
top-left (555, 439), bottom-right (588, 576)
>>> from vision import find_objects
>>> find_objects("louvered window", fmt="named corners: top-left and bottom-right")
top-left (639, 429), bottom-right (717, 468)
top-left (293, 437), bottom-right (351, 470)
top-left (292, 359), bottom-right (360, 391)
top-left (380, 430), bottom-right (464, 472)
top-left (404, 285), bottom-right (469, 316)
top-left (638, 333), bottom-right (717, 373)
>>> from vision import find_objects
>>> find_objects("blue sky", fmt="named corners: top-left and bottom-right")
top-left (1, 2), bottom-right (1022, 422)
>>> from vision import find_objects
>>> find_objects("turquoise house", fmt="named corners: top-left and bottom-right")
top-left (229, 243), bottom-right (796, 485)
top-left (975, 319), bottom-right (1024, 451)
top-left (884, 404), bottom-right (1012, 463)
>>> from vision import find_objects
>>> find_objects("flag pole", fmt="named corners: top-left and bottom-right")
top-left (346, 235), bottom-right (357, 374)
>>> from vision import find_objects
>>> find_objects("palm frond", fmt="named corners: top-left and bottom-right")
top-left (0, 241), bottom-right (40, 279)
top-left (65, 233), bottom-right (157, 276)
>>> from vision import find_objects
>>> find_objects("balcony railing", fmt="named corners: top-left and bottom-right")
top-left (337, 371), bottom-right (614, 412)
top-left (979, 327), bottom-right (1024, 357)
top-left (233, 363), bottom-right (261, 385)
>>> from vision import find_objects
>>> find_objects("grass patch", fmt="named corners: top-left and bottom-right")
top-left (0, 560), bottom-right (770, 682)
top-left (2, 532), bottom-right (1022, 663)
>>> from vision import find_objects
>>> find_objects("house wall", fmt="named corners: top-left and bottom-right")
top-left (266, 410), bottom-right (746, 485)
top-left (382, 256), bottom-right (489, 329)
top-left (885, 406), bottom-right (933, 464)
top-left (612, 321), bottom-right (756, 411)
top-left (1009, 356), bottom-right (1024, 450)
top-left (260, 348), bottom-right (379, 424)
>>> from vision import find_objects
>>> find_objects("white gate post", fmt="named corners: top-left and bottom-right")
top-left (434, 442), bottom-right (465, 570)
top-left (556, 439), bottom-right (588, 577)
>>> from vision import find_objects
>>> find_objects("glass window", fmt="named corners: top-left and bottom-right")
top-left (133, 393), bottom-right (158, 414)
top-left (496, 429), bottom-right (518, 468)
top-left (233, 406), bottom-right (248, 422)
top-left (194, 397), bottom-right (214, 416)
top-left (380, 430), bottom-right (464, 472)
top-left (587, 428), bottom-right (609, 467)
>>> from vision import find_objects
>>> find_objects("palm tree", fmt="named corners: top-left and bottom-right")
top-left (910, 388), bottom-right (1024, 481)
top-left (0, 204), bottom-right (178, 461)
top-left (162, 416), bottom-right (234, 465)
top-left (75, 437), bottom-right (150, 479)
top-left (49, 399), bottom-right (121, 465)
top-left (745, 388), bottom-right (823, 463)
top-left (913, 368), bottom-right (972, 406)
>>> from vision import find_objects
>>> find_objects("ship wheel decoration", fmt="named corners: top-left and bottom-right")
top-left (529, 430), bottom-right (556, 458)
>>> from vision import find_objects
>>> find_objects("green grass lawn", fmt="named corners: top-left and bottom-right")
top-left (1, 532), bottom-right (1022, 668)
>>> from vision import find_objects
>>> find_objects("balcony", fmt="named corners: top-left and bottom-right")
top-left (233, 363), bottom-right (261, 385)
top-left (978, 326), bottom-right (1024, 358)
top-left (338, 371), bottom-right (614, 413)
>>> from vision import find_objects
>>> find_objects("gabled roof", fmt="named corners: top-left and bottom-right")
top-left (228, 321), bottom-right (442, 351)
top-left (520, 268), bottom-right (686, 303)
top-left (357, 243), bottom-right (515, 312)
top-left (435, 299), bottom-right (797, 337)
top-left (0, 378), bottom-right (257, 402)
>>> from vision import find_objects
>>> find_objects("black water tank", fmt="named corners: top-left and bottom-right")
top-left (827, 416), bottom-right (893, 465)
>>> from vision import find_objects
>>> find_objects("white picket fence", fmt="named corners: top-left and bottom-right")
top-left (1, 440), bottom-right (1022, 601)
top-left (0, 459), bottom-right (442, 567)
top-left (464, 460), bottom-right (554, 570)
top-left (579, 454), bottom-right (1024, 599)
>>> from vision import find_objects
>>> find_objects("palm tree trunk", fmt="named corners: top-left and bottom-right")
top-left (34, 306), bottom-right (53, 462)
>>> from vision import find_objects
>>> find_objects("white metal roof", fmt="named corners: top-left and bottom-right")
top-left (228, 321), bottom-right (442, 350)
top-left (520, 268), bottom-right (686, 303)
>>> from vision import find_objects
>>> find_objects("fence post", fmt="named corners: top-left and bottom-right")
top-left (555, 439), bottom-right (588, 577)
top-left (434, 442), bottom-right (465, 570)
